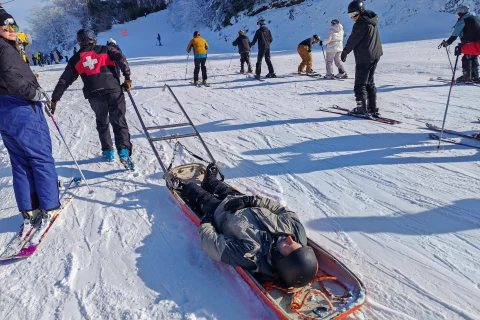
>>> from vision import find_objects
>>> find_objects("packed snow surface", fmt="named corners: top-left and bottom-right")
top-left (1, 8), bottom-right (480, 320)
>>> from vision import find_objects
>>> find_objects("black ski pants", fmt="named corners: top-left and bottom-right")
top-left (181, 180), bottom-right (241, 216)
top-left (354, 58), bottom-right (379, 111)
top-left (462, 54), bottom-right (479, 79)
top-left (88, 91), bottom-right (132, 155)
top-left (194, 58), bottom-right (208, 82)
top-left (240, 52), bottom-right (252, 71)
top-left (255, 48), bottom-right (275, 76)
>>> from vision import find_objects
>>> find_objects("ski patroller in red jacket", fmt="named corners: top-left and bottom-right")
top-left (52, 45), bottom-right (131, 101)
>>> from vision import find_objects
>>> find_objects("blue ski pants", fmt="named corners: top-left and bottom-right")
top-left (0, 96), bottom-right (60, 211)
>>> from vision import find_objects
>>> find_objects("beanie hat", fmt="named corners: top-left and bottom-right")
top-left (238, 30), bottom-right (245, 35)
top-left (0, 8), bottom-right (17, 28)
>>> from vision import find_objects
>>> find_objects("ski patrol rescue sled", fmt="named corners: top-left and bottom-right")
top-left (127, 85), bottom-right (367, 320)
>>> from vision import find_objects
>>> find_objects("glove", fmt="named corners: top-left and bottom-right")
top-left (49, 100), bottom-right (57, 115)
top-left (200, 212), bottom-right (214, 225)
top-left (308, 49), bottom-right (312, 53)
top-left (440, 40), bottom-right (449, 48)
top-left (121, 79), bottom-right (132, 92)
top-left (319, 40), bottom-right (323, 46)
top-left (341, 51), bottom-right (347, 62)
top-left (224, 196), bottom-right (257, 212)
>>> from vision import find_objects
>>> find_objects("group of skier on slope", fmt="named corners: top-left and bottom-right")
top-left (1, 0), bottom-right (480, 291)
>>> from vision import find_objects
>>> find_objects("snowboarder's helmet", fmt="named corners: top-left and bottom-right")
top-left (193, 31), bottom-right (200, 37)
top-left (456, 5), bottom-right (470, 15)
top-left (347, 1), bottom-right (364, 14)
top-left (257, 19), bottom-right (266, 26)
top-left (109, 38), bottom-right (116, 45)
top-left (238, 29), bottom-right (245, 35)
top-left (313, 34), bottom-right (320, 41)
top-left (273, 246), bottom-right (318, 288)
top-left (76, 29), bottom-right (96, 47)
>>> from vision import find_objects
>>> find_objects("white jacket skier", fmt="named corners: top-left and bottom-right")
top-left (322, 20), bottom-right (347, 78)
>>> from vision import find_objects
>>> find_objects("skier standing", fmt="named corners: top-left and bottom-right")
top-left (62, 48), bottom-right (68, 62)
top-left (341, 1), bottom-right (383, 115)
top-left (0, 9), bottom-right (60, 232)
top-left (171, 163), bottom-right (318, 287)
top-left (251, 19), bottom-right (276, 79)
top-left (323, 19), bottom-right (348, 79)
top-left (157, 33), bottom-right (162, 46)
top-left (232, 30), bottom-right (252, 74)
top-left (297, 34), bottom-right (321, 75)
top-left (186, 31), bottom-right (209, 86)
top-left (440, 6), bottom-right (480, 82)
top-left (32, 53), bottom-right (36, 66)
top-left (51, 29), bottom-right (134, 168)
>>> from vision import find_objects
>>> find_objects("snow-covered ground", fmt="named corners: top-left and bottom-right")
top-left (1, 5), bottom-right (480, 320)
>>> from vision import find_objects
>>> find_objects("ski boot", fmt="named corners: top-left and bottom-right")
top-left (164, 173), bottom-right (186, 190)
top-left (203, 80), bottom-right (210, 87)
top-left (118, 149), bottom-right (135, 171)
top-left (456, 71), bottom-right (471, 83)
top-left (247, 66), bottom-right (253, 73)
top-left (350, 100), bottom-right (369, 115)
top-left (335, 72), bottom-right (348, 79)
top-left (103, 149), bottom-right (115, 162)
top-left (265, 73), bottom-right (277, 78)
top-left (254, 74), bottom-right (261, 80)
top-left (201, 163), bottom-right (219, 189)
top-left (240, 67), bottom-right (245, 74)
top-left (307, 70), bottom-right (319, 76)
top-left (323, 74), bottom-right (335, 80)
top-left (193, 80), bottom-right (200, 87)
top-left (19, 209), bottom-right (41, 239)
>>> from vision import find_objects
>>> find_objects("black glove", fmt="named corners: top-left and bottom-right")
top-left (341, 51), bottom-right (347, 62)
top-left (440, 40), bottom-right (449, 48)
top-left (200, 212), bottom-right (214, 225)
top-left (224, 196), bottom-right (257, 212)
top-left (319, 40), bottom-right (323, 46)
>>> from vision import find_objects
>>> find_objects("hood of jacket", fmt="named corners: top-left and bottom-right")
top-left (330, 23), bottom-right (344, 33)
top-left (460, 12), bottom-right (476, 21)
top-left (358, 10), bottom-right (379, 27)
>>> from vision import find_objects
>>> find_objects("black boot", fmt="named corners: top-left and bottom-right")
top-left (247, 65), bottom-right (253, 73)
top-left (240, 62), bottom-right (245, 74)
top-left (456, 71), bottom-right (471, 82)
top-left (350, 100), bottom-right (368, 115)
top-left (202, 163), bottom-right (219, 189)
top-left (265, 73), bottom-right (277, 78)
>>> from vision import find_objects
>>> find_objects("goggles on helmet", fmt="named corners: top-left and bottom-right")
top-left (348, 11), bottom-right (360, 18)
top-left (3, 18), bottom-right (19, 32)
top-left (331, 20), bottom-right (337, 25)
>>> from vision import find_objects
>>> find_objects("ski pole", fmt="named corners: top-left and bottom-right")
top-left (437, 50), bottom-right (461, 150)
top-left (184, 53), bottom-right (190, 81)
top-left (37, 88), bottom-right (93, 194)
top-left (321, 45), bottom-right (326, 62)
top-left (445, 47), bottom-right (454, 75)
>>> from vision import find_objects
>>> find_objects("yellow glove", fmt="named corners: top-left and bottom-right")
top-left (121, 79), bottom-right (132, 92)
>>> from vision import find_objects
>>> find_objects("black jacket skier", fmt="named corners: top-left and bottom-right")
top-left (440, 7), bottom-right (480, 81)
top-left (341, 1), bottom-right (383, 115)
top-left (298, 37), bottom-right (317, 52)
top-left (51, 29), bottom-right (134, 166)
top-left (250, 20), bottom-right (276, 78)
top-left (232, 31), bottom-right (253, 73)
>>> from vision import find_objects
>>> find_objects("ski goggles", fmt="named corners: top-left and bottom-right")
top-left (2, 18), bottom-right (19, 32)
top-left (348, 11), bottom-right (360, 18)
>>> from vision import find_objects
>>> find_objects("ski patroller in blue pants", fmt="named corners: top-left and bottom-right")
top-left (0, 96), bottom-right (60, 212)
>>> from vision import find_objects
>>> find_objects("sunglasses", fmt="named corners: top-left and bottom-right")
top-left (3, 18), bottom-right (19, 32)
top-left (348, 11), bottom-right (360, 18)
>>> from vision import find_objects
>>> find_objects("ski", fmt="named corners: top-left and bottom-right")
top-left (429, 77), bottom-right (480, 87)
top-left (0, 222), bottom-right (35, 261)
top-left (318, 105), bottom-right (401, 125)
top-left (429, 133), bottom-right (480, 149)
top-left (246, 75), bottom-right (265, 82)
top-left (12, 178), bottom-right (83, 260)
top-left (425, 123), bottom-right (480, 140)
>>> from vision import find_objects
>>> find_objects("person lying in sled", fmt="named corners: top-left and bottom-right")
top-left (171, 164), bottom-right (318, 288)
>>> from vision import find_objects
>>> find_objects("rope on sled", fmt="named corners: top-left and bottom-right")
top-left (263, 268), bottom-right (350, 320)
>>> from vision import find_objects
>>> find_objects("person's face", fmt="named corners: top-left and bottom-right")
top-left (0, 24), bottom-right (17, 41)
top-left (277, 235), bottom-right (302, 256)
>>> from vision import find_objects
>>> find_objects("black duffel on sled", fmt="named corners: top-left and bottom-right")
top-left (127, 85), bottom-right (366, 320)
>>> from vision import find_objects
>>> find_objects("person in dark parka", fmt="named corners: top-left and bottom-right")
top-left (51, 29), bottom-right (134, 167)
top-left (341, 1), bottom-right (383, 115)
top-left (251, 19), bottom-right (276, 79)
top-left (0, 8), bottom-right (60, 230)
top-left (440, 5), bottom-right (480, 82)
top-left (169, 163), bottom-right (318, 288)
top-left (232, 30), bottom-right (253, 73)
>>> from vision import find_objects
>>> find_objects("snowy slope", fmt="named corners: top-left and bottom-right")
top-left (1, 4), bottom-right (480, 320)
